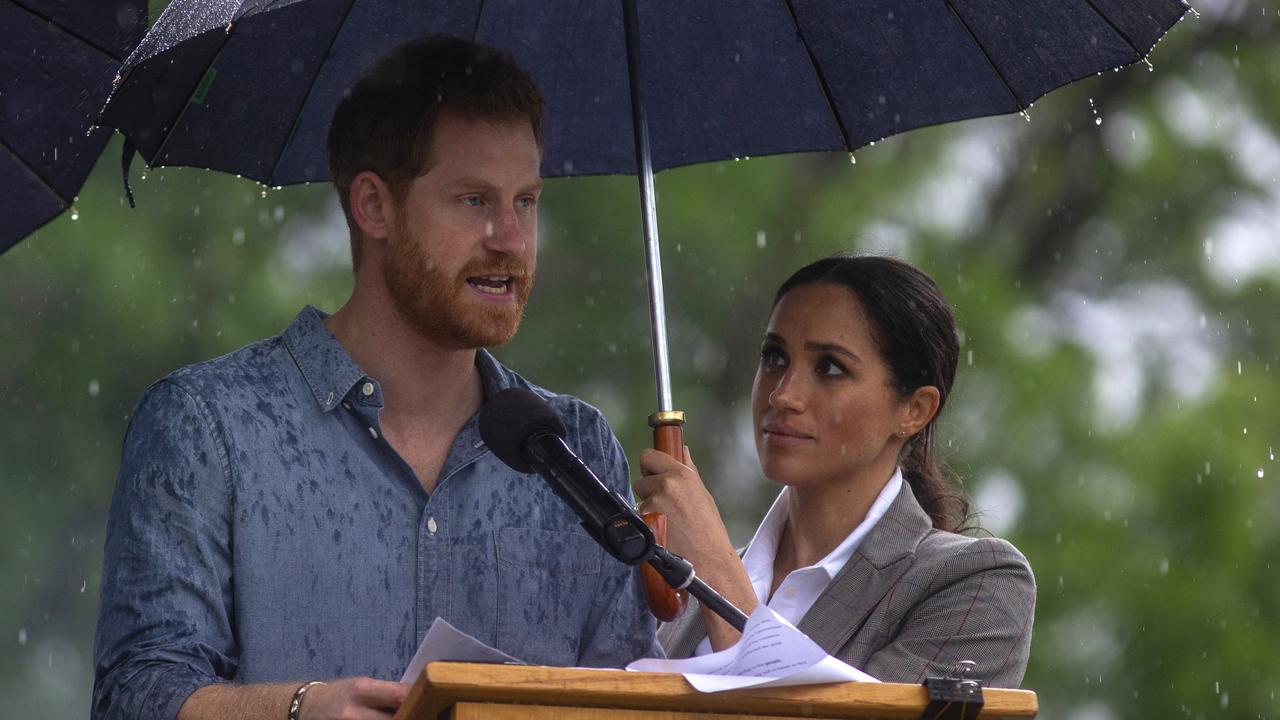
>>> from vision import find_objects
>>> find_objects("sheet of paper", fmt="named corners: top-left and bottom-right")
top-left (399, 617), bottom-right (523, 684)
top-left (626, 605), bottom-right (879, 692)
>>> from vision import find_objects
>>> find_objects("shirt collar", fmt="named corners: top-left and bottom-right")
top-left (283, 305), bottom-right (366, 413)
top-left (740, 468), bottom-right (906, 592)
top-left (282, 305), bottom-right (513, 413)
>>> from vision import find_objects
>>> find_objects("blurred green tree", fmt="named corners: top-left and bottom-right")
top-left (1, 3), bottom-right (1276, 719)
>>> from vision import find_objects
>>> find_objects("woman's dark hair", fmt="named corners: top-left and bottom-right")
top-left (774, 255), bottom-right (972, 532)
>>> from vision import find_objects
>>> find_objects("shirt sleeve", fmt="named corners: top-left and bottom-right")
top-left (863, 537), bottom-right (1036, 688)
top-left (92, 379), bottom-right (238, 720)
top-left (574, 416), bottom-right (664, 666)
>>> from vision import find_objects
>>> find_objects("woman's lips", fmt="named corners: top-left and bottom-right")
top-left (762, 423), bottom-right (814, 447)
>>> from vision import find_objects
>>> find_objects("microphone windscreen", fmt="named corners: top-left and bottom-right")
top-left (478, 387), bottom-right (568, 473)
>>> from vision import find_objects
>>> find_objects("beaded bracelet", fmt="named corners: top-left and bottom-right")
top-left (287, 680), bottom-right (326, 720)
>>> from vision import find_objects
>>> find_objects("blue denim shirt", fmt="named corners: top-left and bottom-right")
top-left (92, 306), bottom-right (661, 720)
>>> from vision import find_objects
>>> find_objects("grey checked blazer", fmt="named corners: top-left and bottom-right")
top-left (659, 484), bottom-right (1036, 688)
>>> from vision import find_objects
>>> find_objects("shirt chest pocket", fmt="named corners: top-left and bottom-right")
top-left (494, 527), bottom-right (603, 665)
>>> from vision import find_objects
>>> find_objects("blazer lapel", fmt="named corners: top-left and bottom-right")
top-left (795, 485), bottom-right (933, 657)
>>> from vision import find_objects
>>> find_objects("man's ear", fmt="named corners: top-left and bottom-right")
top-left (349, 171), bottom-right (395, 242)
top-left (899, 385), bottom-right (941, 438)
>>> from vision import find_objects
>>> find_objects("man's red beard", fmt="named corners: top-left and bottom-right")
top-left (383, 223), bottom-right (532, 349)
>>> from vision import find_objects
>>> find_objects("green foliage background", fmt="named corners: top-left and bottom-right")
top-left (2, 3), bottom-right (1277, 718)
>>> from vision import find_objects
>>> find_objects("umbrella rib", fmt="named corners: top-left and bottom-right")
top-left (8, 0), bottom-right (135, 62)
top-left (267, 0), bottom-right (360, 185)
top-left (0, 136), bottom-right (70, 204)
top-left (780, 0), bottom-right (856, 152)
top-left (470, 0), bottom-right (488, 40)
top-left (1078, 0), bottom-right (1144, 60)
top-left (944, 1), bottom-right (1027, 110)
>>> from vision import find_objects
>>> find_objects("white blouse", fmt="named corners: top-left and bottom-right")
top-left (693, 468), bottom-right (904, 656)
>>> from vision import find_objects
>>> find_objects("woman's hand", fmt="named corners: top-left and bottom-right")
top-left (635, 446), bottom-right (759, 649)
top-left (635, 446), bottom-right (735, 568)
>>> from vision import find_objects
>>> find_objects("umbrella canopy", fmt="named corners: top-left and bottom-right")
top-left (0, 0), bottom-right (146, 255)
top-left (101, 0), bottom-right (1188, 186)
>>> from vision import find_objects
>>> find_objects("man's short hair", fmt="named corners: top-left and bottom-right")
top-left (326, 35), bottom-right (545, 269)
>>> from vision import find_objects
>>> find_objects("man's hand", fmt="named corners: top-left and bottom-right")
top-left (177, 677), bottom-right (408, 720)
top-left (301, 678), bottom-right (409, 720)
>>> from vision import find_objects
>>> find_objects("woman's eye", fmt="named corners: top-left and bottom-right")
top-left (760, 347), bottom-right (787, 370)
top-left (817, 357), bottom-right (848, 376)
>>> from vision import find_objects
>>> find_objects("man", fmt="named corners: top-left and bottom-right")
top-left (92, 36), bottom-right (660, 720)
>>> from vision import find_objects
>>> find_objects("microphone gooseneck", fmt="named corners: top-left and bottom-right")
top-left (477, 387), bottom-right (748, 632)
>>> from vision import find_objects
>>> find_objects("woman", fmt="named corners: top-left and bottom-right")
top-left (636, 255), bottom-right (1035, 687)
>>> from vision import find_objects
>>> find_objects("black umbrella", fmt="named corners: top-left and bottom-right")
top-left (0, 0), bottom-right (146, 255)
top-left (99, 0), bottom-right (1188, 405)
top-left (98, 0), bottom-right (1189, 618)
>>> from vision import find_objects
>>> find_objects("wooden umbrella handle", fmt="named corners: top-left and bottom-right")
top-left (640, 412), bottom-right (690, 621)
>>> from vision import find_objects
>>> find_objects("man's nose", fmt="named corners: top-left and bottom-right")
top-left (483, 204), bottom-right (530, 253)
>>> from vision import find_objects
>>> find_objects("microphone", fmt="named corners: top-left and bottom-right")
top-left (478, 388), bottom-right (654, 565)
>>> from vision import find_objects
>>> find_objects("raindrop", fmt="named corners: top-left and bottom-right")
top-left (260, 189), bottom-right (268, 198)
top-left (88, 379), bottom-right (100, 398)
top-left (17, 629), bottom-right (26, 645)
top-left (848, 153), bottom-right (857, 165)
top-left (966, 349), bottom-right (973, 366)
top-left (274, 206), bottom-right (285, 222)
top-left (232, 228), bottom-right (245, 245)
top-left (1159, 558), bottom-right (1169, 575)
top-left (1094, 117), bottom-right (1102, 126)
top-left (1257, 469), bottom-right (1265, 479)
top-left (1238, 361), bottom-right (1243, 375)
top-left (70, 207), bottom-right (80, 221)
top-left (80, 580), bottom-right (87, 593)
top-left (755, 230), bottom-right (767, 249)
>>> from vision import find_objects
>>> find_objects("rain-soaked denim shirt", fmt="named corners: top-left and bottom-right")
top-left (91, 306), bottom-right (661, 720)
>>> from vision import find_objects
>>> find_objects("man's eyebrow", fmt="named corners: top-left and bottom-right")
top-left (442, 177), bottom-right (495, 191)
top-left (441, 177), bottom-right (543, 195)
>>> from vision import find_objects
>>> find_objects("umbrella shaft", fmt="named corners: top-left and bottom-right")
top-left (624, 0), bottom-right (674, 413)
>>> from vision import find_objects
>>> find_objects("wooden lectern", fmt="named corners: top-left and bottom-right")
top-left (394, 662), bottom-right (1038, 720)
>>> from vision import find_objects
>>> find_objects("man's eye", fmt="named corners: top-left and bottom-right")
top-left (516, 196), bottom-right (537, 208)
top-left (461, 196), bottom-right (483, 207)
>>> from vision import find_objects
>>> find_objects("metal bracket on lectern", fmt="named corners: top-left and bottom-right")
top-left (921, 660), bottom-right (985, 720)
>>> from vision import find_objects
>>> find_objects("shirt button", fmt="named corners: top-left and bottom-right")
top-left (362, 382), bottom-right (375, 397)
top-left (342, 402), bottom-right (352, 410)
top-left (427, 517), bottom-right (438, 534)
top-left (368, 427), bottom-right (379, 440)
